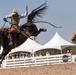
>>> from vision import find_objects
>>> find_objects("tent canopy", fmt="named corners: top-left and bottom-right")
top-left (34, 32), bottom-right (76, 52)
top-left (7, 38), bottom-right (42, 55)
top-left (7, 32), bottom-right (76, 55)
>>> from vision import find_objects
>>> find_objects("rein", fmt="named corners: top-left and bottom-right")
top-left (1, 22), bottom-right (6, 29)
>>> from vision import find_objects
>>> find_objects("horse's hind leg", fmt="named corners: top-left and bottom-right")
top-left (0, 51), bottom-right (5, 64)
top-left (0, 55), bottom-right (5, 64)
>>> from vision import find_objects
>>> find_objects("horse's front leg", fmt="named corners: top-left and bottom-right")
top-left (39, 28), bottom-right (47, 32)
top-left (38, 28), bottom-right (47, 34)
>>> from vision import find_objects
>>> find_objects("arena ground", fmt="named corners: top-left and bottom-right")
top-left (0, 63), bottom-right (76, 75)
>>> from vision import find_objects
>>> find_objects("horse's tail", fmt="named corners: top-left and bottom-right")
top-left (34, 21), bottom-right (62, 28)
top-left (27, 2), bottom-right (48, 22)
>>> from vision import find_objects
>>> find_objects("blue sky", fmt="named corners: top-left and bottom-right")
top-left (0, 0), bottom-right (76, 45)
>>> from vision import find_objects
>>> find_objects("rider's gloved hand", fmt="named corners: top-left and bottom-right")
top-left (3, 18), bottom-right (7, 22)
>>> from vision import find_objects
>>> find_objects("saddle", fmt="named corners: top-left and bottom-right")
top-left (1, 25), bottom-right (19, 35)
top-left (9, 25), bottom-right (19, 33)
top-left (1, 26), bottom-right (20, 43)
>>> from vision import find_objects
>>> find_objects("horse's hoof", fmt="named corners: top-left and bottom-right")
top-left (40, 28), bottom-right (47, 32)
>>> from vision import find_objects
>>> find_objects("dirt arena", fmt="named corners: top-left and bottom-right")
top-left (0, 63), bottom-right (76, 75)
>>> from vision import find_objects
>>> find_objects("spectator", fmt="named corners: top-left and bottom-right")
top-left (46, 51), bottom-right (50, 56)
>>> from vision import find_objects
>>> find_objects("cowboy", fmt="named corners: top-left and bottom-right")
top-left (3, 6), bottom-right (28, 45)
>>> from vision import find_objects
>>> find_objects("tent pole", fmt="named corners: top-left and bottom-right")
top-left (32, 49), bottom-right (34, 57)
top-left (61, 50), bottom-right (62, 54)
top-left (32, 53), bottom-right (34, 57)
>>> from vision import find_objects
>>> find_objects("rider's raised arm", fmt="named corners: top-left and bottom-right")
top-left (19, 5), bottom-right (28, 19)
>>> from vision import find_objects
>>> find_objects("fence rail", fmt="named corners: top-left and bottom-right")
top-left (1, 53), bottom-right (72, 68)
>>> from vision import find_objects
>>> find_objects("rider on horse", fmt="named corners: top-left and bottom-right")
top-left (3, 6), bottom-right (28, 45)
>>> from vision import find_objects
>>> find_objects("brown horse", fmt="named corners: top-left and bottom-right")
top-left (0, 2), bottom-right (60, 64)
top-left (17, 22), bottom-right (47, 46)
top-left (0, 23), bottom-right (47, 64)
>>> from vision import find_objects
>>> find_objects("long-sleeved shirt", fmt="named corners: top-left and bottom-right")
top-left (4, 12), bottom-right (27, 25)
top-left (5, 13), bottom-right (27, 19)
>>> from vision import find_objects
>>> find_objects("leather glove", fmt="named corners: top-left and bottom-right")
top-left (3, 18), bottom-right (7, 22)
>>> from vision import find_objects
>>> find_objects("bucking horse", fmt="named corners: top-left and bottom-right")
top-left (0, 2), bottom-right (61, 64)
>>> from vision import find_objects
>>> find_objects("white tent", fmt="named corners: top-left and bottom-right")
top-left (7, 32), bottom-right (76, 55)
top-left (7, 38), bottom-right (42, 55)
top-left (34, 32), bottom-right (76, 52)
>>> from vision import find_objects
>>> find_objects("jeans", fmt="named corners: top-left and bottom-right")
top-left (9, 33), bottom-right (14, 42)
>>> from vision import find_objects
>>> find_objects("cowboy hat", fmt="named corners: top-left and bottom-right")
top-left (11, 9), bottom-right (18, 15)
